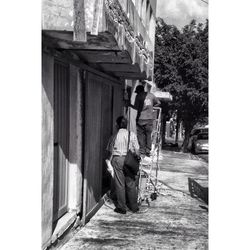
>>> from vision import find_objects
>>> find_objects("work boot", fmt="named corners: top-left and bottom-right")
top-left (114, 208), bottom-right (126, 214)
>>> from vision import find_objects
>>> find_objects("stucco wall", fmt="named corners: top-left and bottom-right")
top-left (42, 0), bottom-right (105, 33)
top-left (42, 53), bottom-right (54, 248)
top-left (42, 0), bottom-right (73, 30)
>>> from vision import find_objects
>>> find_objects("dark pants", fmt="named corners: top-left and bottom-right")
top-left (137, 120), bottom-right (154, 156)
top-left (111, 156), bottom-right (139, 212)
top-left (125, 175), bottom-right (139, 212)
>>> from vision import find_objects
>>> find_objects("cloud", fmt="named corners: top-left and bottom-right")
top-left (156, 0), bottom-right (208, 29)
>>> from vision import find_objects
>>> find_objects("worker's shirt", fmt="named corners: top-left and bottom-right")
top-left (106, 129), bottom-right (139, 156)
top-left (134, 92), bottom-right (159, 120)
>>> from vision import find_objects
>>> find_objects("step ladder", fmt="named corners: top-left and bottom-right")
top-left (138, 107), bottom-right (162, 206)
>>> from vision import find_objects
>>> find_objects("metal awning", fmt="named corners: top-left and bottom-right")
top-left (153, 91), bottom-right (173, 101)
top-left (143, 81), bottom-right (173, 101)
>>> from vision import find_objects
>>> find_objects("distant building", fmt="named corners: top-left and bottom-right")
top-left (42, 0), bottom-right (157, 249)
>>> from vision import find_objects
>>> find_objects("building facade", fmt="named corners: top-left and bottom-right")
top-left (42, 0), bottom-right (157, 249)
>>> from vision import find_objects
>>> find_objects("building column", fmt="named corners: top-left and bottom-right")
top-left (42, 52), bottom-right (54, 249)
top-left (68, 65), bottom-right (83, 213)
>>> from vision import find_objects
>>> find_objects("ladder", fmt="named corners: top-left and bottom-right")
top-left (138, 107), bottom-right (162, 206)
top-left (151, 107), bottom-right (162, 186)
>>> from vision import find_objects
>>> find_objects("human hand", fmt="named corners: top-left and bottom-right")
top-left (105, 159), bottom-right (114, 177)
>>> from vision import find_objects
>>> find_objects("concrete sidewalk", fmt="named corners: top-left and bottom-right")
top-left (60, 150), bottom-right (208, 250)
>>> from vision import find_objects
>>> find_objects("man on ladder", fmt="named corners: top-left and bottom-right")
top-left (129, 82), bottom-right (161, 165)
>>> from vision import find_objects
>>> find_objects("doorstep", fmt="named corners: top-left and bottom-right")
top-left (51, 211), bottom-right (77, 244)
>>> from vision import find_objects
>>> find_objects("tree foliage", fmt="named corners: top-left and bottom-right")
top-left (154, 18), bottom-right (208, 150)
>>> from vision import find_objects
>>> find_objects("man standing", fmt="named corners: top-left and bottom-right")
top-left (131, 83), bottom-right (161, 162)
top-left (106, 116), bottom-right (140, 214)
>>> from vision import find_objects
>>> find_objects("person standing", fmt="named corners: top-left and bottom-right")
top-left (106, 116), bottom-right (140, 214)
top-left (130, 84), bottom-right (161, 161)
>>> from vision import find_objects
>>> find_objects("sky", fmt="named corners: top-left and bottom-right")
top-left (156, 0), bottom-right (208, 29)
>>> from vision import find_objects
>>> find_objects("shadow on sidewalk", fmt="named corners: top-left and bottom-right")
top-left (162, 143), bottom-right (181, 152)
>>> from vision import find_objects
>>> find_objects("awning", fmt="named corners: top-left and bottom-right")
top-left (142, 81), bottom-right (173, 101)
top-left (153, 90), bottom-right (173, 101)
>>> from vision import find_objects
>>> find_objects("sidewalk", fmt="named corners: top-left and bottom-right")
top-left (60, 150), bottom-right (208, 250)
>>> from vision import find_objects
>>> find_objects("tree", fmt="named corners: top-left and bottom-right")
top-left (154, 18), bottom-right (208, 151)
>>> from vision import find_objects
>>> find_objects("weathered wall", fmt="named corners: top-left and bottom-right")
top-left (42, 53), bottom-right (54, 248)
top-left (41, 46), bottom-right (125, 248)
top-left (112, 84), bottom-right (124, 132)
top-left (76, 69), bottom-right (84, 211)
top-left (42, 0), bottom-right (156, 54)
top-left (42, 0), bottom-right (156, 80)
top-left (42, 0), bottom-right (73, 30)
top-left (84, 72), bottom-right (103, 216)
top-left (101, 81), bottom-right (113, 193)
top-left (83, 71), bottom-right (123, 217)
top-left (42, 0), bottom-right (105, 34)
top-left (41, 53), bottom-right (85, 248)
top-left (85, 0), bottom-right (106, 34)
top-left (68, 65), bottom-right (83, 212)
top-left (105, 0), bottom-right (155, 80)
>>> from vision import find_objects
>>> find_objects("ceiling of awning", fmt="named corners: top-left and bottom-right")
top-left (42, 30), bottom-right (151, 81)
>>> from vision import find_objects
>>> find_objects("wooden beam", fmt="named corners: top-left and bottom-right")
top-left (43, 46), bottom-right (122, 84)
top-left (76, 50), bottom-right (132, 64)
top-left (99, 63), bottom-right (140, 73)
top-left (43, 30), bottom-right (120, 51)
top-left (91, 0), bottom-right (104, 35)
top-left (74, 0), bottom-right (86, 42)
top-left (112, 71), bottom-right (148, 80)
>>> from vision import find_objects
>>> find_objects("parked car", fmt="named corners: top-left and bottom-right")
top-left (192, 132), bottom-right (209, 154)
top-left (187, 127), bottom-right (208, 151)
